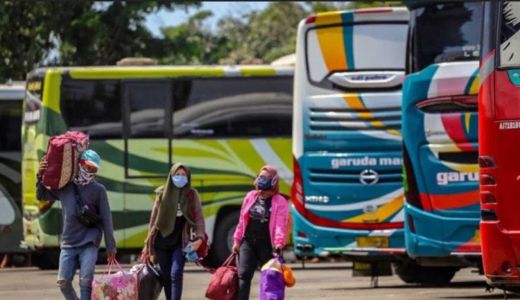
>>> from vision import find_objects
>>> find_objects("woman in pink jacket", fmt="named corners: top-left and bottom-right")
top-left (232, 165), bottom-right (289, 300)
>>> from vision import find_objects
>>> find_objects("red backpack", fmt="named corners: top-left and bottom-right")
top-left (42, 131), bottom-right (89, 189)
top-left (205, 253), bottom-right (238, 300)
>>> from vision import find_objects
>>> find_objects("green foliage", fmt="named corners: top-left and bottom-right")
top-left (0, 0), bottom-right (406, 80)
top-left (158, 10), bottom-right (225, 64)
top-left (223, 2), bottom-right (307, 64)
top-left (349, 1), bottom-right (404, 9)
top-left (0, 1), bottom-right (198, 81)
top-left (307, 2), bottom-right (351, 13)
top-left (0, 2), bottom-right (57, 81)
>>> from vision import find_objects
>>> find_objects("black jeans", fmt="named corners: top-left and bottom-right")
top-left (154, 244), bottom-right (185, 300)
top-left (237, 236), bottom-right (273, 300)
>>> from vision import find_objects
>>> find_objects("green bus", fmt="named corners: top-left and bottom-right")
top-left (22, 65), bottom-right (293, 269)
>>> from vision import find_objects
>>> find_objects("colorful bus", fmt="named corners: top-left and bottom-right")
top-left (401, 1), bottom-right (482, 282)
top-left (291, 7), bottom-right (409, 276)
top-left (22, 65), bottom-right (293, 269)
top-left (480, 1), bottom-right (520, 290)
top-left (0, 82), bottom-right (26, 261)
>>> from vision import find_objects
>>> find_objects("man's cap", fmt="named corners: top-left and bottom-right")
top-left (80, 149), bottom-right (100, 169)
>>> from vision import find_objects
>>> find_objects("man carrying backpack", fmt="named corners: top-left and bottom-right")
top-left (37, 149), bottom-right (117, 300)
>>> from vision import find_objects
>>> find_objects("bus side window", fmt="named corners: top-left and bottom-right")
top-left (61, 80), bottom-right (122, 139)
top-left (0, 101), bottom-right (22, 151)
top-left (500, 2), bottom-right (520, 68)
top-left (125, 81), bottom-right (172, 138)
top-left (172, 77), bottom-right (293, 138)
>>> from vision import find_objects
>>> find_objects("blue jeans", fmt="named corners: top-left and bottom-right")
top-left (57, 244), bottom-right (98, 300)
top-left (155, 245), bottom-right (185, 300)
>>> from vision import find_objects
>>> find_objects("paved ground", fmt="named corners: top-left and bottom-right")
top-left (0, 262), bottom-right (517, 300)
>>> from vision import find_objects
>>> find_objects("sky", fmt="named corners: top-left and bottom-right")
top-left (145, 2), bottom-right (270, 36)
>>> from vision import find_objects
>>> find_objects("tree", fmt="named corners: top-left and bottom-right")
top-left (55, 1), bottom-right (199, 67)
top-left (216, 2), bottom-right (307, 64)
top-left (0, 2), bottom-right (57, 81)
top-left (348, 1), bottom-right (404, 9)
top-left (0, 1), bottom-right (198, 81)
top-left (158, 10), bottom-right (226, 65)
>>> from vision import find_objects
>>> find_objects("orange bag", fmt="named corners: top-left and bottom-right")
top-left (282, 263), bottom-right (296, 287)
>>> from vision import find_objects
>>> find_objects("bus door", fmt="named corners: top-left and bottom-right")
top-left (121, 80), bottom-right (173, 248)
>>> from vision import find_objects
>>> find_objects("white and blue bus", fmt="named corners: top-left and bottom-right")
top-left (291, 7), bottom-right (409, 277)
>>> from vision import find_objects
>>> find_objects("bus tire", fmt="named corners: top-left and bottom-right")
top-left (417, 266), bottom-right (458, 286)
top-left (32, 249), bottom-right (60, 270)
top-left (394, 261), bottom-right (458, 285)
top-left (213, 210), bottom-right (239, 265)
top-left (394, 261), bottom-right (421, 284)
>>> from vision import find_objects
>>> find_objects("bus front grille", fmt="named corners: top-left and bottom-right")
top-left (308, 168), bottom-right (402, 184)
top-left (309, 107), bottom-right (401, 132)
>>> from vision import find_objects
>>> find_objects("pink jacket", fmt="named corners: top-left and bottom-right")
top-left (233, 190), bottom-right (290, 248)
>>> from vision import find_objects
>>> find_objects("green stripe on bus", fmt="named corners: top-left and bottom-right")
top-left (94, 141), bottom-right (249, 177)
top-left (240, 68), bottom-right (277, 77)
top-left (68, 68), bottom-right (226, 79)
top-left (172, 146), bottom-right (233, 163)
top-left (40, 107), bottom-right (67, 137)
top-left (228, 140), bottom-right (265, 175)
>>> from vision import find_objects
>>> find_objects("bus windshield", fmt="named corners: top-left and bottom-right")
top-left (411, 2), bottom-right (482, 72)
top-left (306, 23), bottom-right (407, 84)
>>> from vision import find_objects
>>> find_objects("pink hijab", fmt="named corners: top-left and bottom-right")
top-left (254, 165), bottom-right (279, 194)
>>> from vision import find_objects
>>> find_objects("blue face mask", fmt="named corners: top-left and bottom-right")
top-left (172, 175), bottom-right (188, 188)
top-left (257, 177), bottom-right (272, 190)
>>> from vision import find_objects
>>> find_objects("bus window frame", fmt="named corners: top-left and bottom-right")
top-left (495, 1), bottom-right (520, 70)
top-left (170, 76), bottom-right (293, 139)
top-left (480, 1), bottom-right (497, 62)
top-left (304, 20), bottom-right (408, 91)
top-left (121, 79), bottom-right (173, 179)
top-left (408, 2), bottom-right (483, 73)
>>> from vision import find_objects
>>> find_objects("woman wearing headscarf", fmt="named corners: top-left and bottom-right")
top-left (232, 165), bottom-right (290, 300)
top-left (142, 163), bottom-right (205, 300)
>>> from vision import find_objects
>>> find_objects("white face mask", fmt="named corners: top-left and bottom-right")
top-left (75, 165), bottom-right (95, 186)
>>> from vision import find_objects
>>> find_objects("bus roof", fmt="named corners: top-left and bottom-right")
top-left (0, 82), bottom-right (25, 100)
top-left (28, 64), bottom-right (294, 80)
top-left (305, 6), bottom-right (409, 26)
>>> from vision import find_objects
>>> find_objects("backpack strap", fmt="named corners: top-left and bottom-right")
top-left (72, 183), bottom-right (83, 206)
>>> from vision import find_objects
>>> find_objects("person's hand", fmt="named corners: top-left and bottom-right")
top-left (107, 251), bottom-right (116, 264)
top-left (38, 157), bottom-right (48, 175)
top-left (140, 247), bottom-right (148, 262)
top-left (192, 238), bottom-right (203, 251)
top-left (232, 242), bottom-right (240, 254)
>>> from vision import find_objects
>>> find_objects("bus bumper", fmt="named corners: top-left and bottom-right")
top-left (481, 221), bottom-right (520, 287)
top-left (404, 203), bottom-right (481, 259)
top-left (292, 206), bottom-right (405, 261)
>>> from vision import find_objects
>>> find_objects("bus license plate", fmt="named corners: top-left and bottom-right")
top-left (356, 236), bottom-right (389, 248)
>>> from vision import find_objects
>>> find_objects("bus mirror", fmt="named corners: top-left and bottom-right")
top-left (328, 71), bottom-right (405, 89)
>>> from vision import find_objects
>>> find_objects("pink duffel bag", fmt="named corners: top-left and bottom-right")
top-left (91, 260), bottom-right (138, 300)
top-left (41, 131), bottom-right (89, 189)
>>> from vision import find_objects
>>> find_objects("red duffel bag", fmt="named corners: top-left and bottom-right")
top-left (205, 253), bottom-right (238, 300)
top-left (41, 131), bottom-right (89, 189)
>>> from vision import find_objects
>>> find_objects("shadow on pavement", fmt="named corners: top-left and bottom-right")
top-left (441, 293), bottom-right (520, 299)
top-left (323, 280), bottom-right (487, 291)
